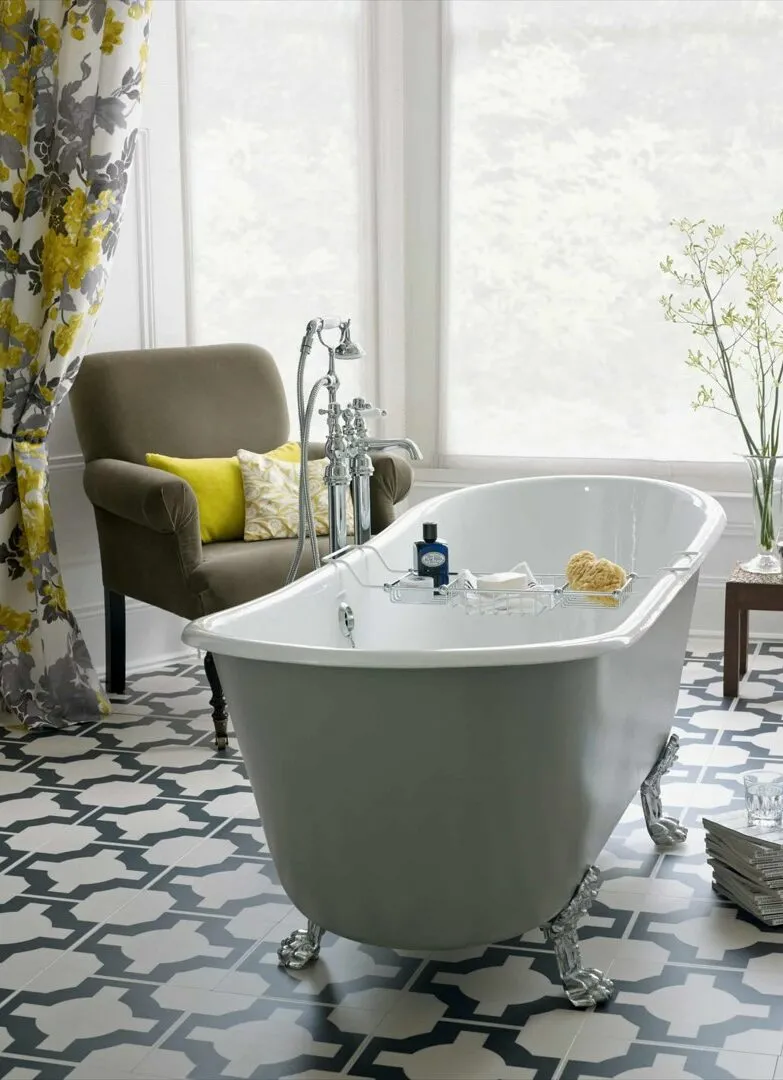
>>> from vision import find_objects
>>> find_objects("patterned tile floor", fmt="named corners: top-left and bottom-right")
top-left (2, 644), bottom-right (783, 1079)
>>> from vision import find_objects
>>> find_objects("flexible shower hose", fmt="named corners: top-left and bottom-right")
top-left (285, 355), bottom-right (328, 586)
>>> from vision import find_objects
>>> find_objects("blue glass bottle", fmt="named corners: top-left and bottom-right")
top-left (414, 522), bottom-right (449, 588)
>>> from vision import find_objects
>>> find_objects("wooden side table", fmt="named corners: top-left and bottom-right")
top-left (723, 565), bottom-right (783, 697)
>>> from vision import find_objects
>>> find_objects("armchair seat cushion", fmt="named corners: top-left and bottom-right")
top-left (190, 535), bottom-right (335, 615)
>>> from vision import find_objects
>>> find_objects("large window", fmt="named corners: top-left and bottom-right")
top-left (182, 0), bottom-right (370, 415)
top-left (173, 0), bottom-right (783, 472)
top-left (444, 0), bottom-right (783, 462)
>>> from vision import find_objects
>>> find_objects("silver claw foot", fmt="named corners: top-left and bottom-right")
top-left (277, 919), bottom-right (324, 970)
top-left (641, 734), bottom-right (688, 846)
top-left (542, 866), bottom-right (615, 1009)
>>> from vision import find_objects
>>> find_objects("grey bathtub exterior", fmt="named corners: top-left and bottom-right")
top-left (214, 574), bottom-right (697, 952)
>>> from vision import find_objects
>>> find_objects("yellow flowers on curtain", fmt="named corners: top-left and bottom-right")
top-left (0, 0), bottom-right (151, 728)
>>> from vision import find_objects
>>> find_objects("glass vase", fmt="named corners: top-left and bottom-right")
top-left (742, 455), bottom-right (783, 575)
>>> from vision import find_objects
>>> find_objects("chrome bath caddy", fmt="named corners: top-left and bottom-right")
top-left (384, 571), bottom-right (636, 614)
top-left (323, 547), bottom-right (699, 618)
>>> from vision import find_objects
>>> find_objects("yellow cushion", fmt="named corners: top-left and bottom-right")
top-left (145, 453), bottom-right (245, 544)
top-left (266, 441), bottom-right (301, 463)
top-left (237, 448), bottom-right (354, 541)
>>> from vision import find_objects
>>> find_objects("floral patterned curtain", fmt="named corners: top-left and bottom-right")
top-left (0, 0), bottom-right (151, 729)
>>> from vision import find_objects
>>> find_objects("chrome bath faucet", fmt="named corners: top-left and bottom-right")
top-left (287, 317), bottom-right (422, 583)
top-left (340, 398), bottom-right (423, 547)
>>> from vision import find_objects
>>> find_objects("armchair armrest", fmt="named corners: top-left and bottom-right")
top-left (83, 459), bottom-right (200, 537)
top-left (370, 452), bottom-right (414, 533)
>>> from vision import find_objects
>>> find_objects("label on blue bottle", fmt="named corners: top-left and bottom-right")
top-left (421, 551), bottom-right (446, 568)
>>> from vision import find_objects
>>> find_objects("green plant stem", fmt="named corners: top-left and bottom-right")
top-left (749, 457), bottom-right (777, 552)
top-left (702, 278), bottom-right (761, 456)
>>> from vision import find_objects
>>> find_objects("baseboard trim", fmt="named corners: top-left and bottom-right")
top-left (122, 647), bottom-right (194, 678)
top-left (73, 597), bottom-right (146, 621)
top-left (71, 594), bottom-right (192, 679)
top-left (689, 628), bottom-right (783, 643)
top-left (50, 453), bottom-right (84, 473)
top-left (699, 576), bottom-right (729, 590)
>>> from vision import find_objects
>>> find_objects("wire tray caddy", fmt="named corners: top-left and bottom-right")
top-left (322, 548), bottom-right (699, 617)
top-left (384, 571), bottom-right (635, 614)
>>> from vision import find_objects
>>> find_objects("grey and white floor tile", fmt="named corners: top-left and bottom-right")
top-left (2, 648), bottom-right (783, 1078)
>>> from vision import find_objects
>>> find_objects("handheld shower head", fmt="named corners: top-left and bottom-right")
top-left (334, 320), bottom-right (365, 360)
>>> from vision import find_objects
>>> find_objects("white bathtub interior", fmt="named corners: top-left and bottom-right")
top-left (378, 475), bottom-right (713, 575)
top-left (198, 476), bottom-right (718, 655)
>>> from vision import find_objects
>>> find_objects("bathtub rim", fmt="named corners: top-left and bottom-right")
top-left (182, 474), bottom-right (726, 668)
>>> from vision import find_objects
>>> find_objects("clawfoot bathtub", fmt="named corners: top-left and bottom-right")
top-left (184, 476), bottom-right (725, 1007)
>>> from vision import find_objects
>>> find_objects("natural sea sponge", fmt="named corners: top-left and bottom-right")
top-left (565, 550), bottom-right (627, 607)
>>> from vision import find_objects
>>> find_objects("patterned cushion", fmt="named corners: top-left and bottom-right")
top-left (237, 448), bottom-right (354, 541)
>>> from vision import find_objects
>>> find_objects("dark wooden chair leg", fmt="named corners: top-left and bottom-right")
top-left (105, 589), bottom-right (126, 696)
top-left (723, 588), bottom-right (739, 699)
top-left (739, 607), bottom-right (749, 678)
top-left (204, 651), bottom-right (229, 751)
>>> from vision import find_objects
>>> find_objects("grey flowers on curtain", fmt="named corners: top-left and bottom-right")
top-left (0, 0), bottom-right (152, 729)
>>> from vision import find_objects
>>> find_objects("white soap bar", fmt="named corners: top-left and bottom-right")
top-left (475, 571), bottom-right (530, 592)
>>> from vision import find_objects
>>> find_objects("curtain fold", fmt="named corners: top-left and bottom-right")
top-left (0, 0), bottom-right (152, 729)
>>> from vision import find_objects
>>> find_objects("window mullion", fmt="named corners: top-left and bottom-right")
top-left (365, 0), bottom-right (405, 437)
top-left (401, 0), bottom-right (446, 465)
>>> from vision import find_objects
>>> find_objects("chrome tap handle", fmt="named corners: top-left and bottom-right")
top-left (349, 397), bottom-right (387, 421)
top-left (344, 399), bottom-right (376, 546)
top-left (341, 405), bottom-right (358, 439)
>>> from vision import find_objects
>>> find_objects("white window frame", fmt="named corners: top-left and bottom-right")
top-left (174, 0), bottom-right (382, 419)
top-left (369, 0), bottom-right (749, 495)
top-left (169, 0), bottom-right (750, 498)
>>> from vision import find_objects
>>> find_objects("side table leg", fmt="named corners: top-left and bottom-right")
top-left (723, 589), bottom-right (739, 699)
top-left (739, 607), bottom-right (749, 678)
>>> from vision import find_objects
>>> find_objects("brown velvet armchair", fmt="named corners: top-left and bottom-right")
top-left (69, 344), bottom-right (413, 747)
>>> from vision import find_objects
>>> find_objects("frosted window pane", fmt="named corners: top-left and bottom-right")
top-left (184, 0), bottom-right (366, 428)
top-left (446, 0), bottom-right (783, 461)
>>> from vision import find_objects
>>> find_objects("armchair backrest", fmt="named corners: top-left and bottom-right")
top-left (70, 344), bottom-right (290, 463)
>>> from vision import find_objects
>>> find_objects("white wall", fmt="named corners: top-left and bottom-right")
top-left (50, 2), bottom-right (191, 675)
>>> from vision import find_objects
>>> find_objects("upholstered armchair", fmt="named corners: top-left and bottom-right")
top-left (69, 344), bottom-right (414, 748)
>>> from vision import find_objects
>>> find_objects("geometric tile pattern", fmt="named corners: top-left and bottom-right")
top-left (1, 648), bottom-right (783, 1078)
